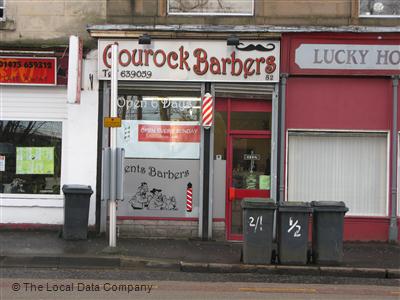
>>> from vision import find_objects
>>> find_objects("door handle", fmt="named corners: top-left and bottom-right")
top-left (229, 187), bottom-right (236, 201)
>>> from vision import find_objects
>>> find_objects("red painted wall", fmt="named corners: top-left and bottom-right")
top-left (286, 77), bottom-right (392, 130)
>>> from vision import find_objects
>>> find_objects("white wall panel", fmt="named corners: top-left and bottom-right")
top-left (1, 86), bottom-right (68, 120)
top-left (287, 132), bottom-right (388, 216)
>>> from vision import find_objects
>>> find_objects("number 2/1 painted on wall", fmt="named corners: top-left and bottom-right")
top-left (249, 216), bottom-right (263, 233)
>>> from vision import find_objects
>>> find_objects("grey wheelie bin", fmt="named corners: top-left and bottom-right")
top-left (62, 184), bottom-right (93, 240)
top-left (277, 202), bottom-right (313, 265)
top-left (311, 201), bottom-right (348, 265)
top-left (242, 198), bottom-right (276, 264)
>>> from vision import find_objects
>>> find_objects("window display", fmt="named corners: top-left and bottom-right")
top-left (0, 121), bottom-right (62, 194)
top-left (117, 95), bottom-right (201, 159)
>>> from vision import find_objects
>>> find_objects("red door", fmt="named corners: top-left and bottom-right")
top-left (215, 98), bottom-right (272, 241)
top-left (226, 134), bottom-right (272, 240)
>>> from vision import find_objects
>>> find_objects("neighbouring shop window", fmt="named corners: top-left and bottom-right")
top-left (287, 132), bottom-right (387, 216)
top-left (0, 121), bottom-right (62, 194)
top-left (360, 0), bottom-right (400, 17)
top-left (117, 95), bottom-right (201, 159)
top-left (0, 0), bottom-right (4, 21)
top-left (168, 0), bottom-right (253, 15)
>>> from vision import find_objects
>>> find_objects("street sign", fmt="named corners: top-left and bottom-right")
top-left (104, 117), bottom-right (121, 128)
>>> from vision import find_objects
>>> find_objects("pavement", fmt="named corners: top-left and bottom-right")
top-left (0, 230), bottom-right (399, 279)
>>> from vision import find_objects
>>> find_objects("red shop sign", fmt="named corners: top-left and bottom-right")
top-left (138, 124), bottom-right (201, 143)
top-left (0, 57), bottom-right (57, 85)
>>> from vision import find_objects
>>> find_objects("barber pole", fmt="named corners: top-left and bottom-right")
top-left (202, 93), bottom-right (213, 129)
top-left (186, 182), bottom-right (193, 212)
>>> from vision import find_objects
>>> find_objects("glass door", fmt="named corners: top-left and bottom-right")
top-left (227, 134), bottom-right (271, 240)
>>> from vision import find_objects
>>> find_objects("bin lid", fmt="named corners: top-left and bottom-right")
top-left (278, 201), bottom-right (313, 212)
top-left (311, 201), bottom-right (349, 212)
top-left (241, 198), bottom-right (277, 209)
top-left (62, 184), bottom-right (93, 195)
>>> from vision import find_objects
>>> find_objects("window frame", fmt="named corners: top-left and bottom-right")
top-left (359, 0), bottom-right (400, 18)
top-left (0, 119), bottom-right (64, 197)
top-left (167, 0), bottom-right (254, 16)
top-left (285, 129), bottom-right (390, 217)
top-left (0, 0), bottom-right (5, 21)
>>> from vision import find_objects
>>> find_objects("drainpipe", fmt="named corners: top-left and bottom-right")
top-left (389, 76), bottom-right (399, 243)
top-left (279, 74), bottom-right (288, 204)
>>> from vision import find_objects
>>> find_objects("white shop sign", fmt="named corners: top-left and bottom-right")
top-left (295, 44), bottom-right (400, 70)
top-left (98, 39), bottom-right (280, 82)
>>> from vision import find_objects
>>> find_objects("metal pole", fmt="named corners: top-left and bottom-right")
top-left (109, 43), bottom-right (118, 247)
top-left (389, 76), bottom-right (399, 242)
top-left (202, 82), bottom-right (212, 240)
top-left (271, 83), bottom-right (279, 202)
top-left (208, 83), bottom-right (216, 239)
top-left (198, 84), bottom-right (205, 238)
top-left (279, 74), bottom-right (288, 204)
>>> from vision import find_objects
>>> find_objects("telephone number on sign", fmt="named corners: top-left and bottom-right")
top-left (101, 69), bottom-right (153, 79)
top-left (121, 70), bottom-right (152, 79)
top-left (0, 61), bottom-right (53, 69)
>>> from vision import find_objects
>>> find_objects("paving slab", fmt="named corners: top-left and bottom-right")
top-left (0, 230), bottom-right (399, 280)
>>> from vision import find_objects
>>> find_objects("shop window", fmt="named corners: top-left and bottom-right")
top-left (0, 121), bottom-right (62, 194)
top-left (287, 132), bottom-right (387, 216)
top-left (0, 0), bottom-right (5, 21)
top-left (214, 111), bottom-right (227, 160)
top-left (117, 95), bottom-right (201, 159)
top-left (359, 0), bottom-right (400, 17)
top-left (167, 0), bottom-right (253, 15)
top-left (231, 111), bottom-right (271, 131)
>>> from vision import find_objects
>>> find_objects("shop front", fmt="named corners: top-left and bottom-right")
top-left (281, 33), bottom-right (400, 241)
top-left (0, 50), bottom-right (99, 228)
top-left (97, 39), bottom-right (280, 240)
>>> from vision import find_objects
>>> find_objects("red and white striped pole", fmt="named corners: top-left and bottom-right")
top-left (186, 182), bottom-right (193, 212)
top-left (202, 92), bottom-right (213, 129)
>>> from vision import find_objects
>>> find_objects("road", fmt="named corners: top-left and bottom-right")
top-left (1, 267), bottom-right (399, 300)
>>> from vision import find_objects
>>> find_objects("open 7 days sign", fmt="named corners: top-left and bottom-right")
top-left (98, 40), bottom-right (280, 82)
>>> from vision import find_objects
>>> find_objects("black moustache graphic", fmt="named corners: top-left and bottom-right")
top-left (236, 43), bottom-right (276, 52)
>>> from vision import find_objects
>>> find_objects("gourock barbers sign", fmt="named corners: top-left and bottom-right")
top-left (98, 40), bottom-right (280, 82)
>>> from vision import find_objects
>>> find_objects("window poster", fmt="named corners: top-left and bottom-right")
top-left (16, 147), bottom-right (54, 175)
top-left (259, 175), bottom-right (270, 190)
top-left (0, 155), bottom-right (5, 172)
top-left (118, 158), bottom-right (200, 218)
top-left (117, 120), bottom-right (201, 159)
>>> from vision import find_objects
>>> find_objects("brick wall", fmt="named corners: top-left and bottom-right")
top-left (117, 219), bottom-right (226, 240)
